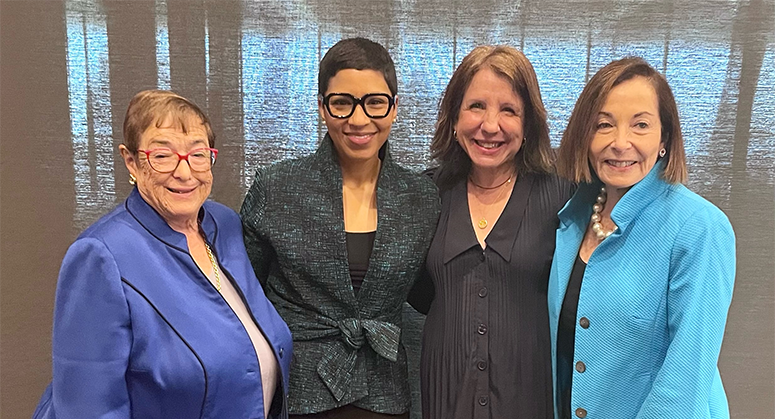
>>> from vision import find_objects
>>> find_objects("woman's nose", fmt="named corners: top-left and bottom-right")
top-left (481, 110), bottom-right (500, 134)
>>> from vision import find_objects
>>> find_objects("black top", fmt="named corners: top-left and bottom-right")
top-left (556, 254), bottom-right (586, 419)
top-left (346, 231), bottom-right (376, 294)
top-left (410, 172), bottom-right (574, 419)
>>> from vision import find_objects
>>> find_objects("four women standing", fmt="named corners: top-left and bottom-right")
top-left (36, 38), bottom-right (736, 419)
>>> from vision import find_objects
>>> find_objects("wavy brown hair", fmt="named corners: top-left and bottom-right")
top-left (430, 45), bottom-right (554, 190)
top-left (556, 57), bottom-right (687, 184)
top-left (122, 90), bottom-right (215, 153)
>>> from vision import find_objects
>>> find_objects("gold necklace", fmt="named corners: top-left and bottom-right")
top-left (204, 242), bottom-right (222, 292)
top-left (470, 175), bottom-right (513, 229)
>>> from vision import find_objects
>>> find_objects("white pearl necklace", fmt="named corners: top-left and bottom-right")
top-left (590, 186), bottom-right (617, 240)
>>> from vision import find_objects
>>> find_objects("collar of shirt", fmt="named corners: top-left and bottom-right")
top-left (443, 172), bottom-right (535, 264)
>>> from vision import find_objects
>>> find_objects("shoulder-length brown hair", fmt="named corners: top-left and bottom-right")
top-left (556, 57), bottom-right (687, 184)
top-left (430, 45), bottom-right (554, 190)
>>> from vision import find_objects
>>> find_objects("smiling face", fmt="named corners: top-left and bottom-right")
top-left (120, 114), bottom-right (213, 229)
top-left (319, 68), bottom-right (397, 165)
top-left (454, 67), bottom-right (525, 176)
top-left (589, 76), bottom-right (664, 198)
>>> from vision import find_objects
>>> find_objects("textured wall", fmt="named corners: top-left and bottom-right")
top-left (1, 0), bottom-right (773, 418)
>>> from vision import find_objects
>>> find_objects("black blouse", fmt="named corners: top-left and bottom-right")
top-left (346, 231), bottom-right (376, 294)
top-left (411, 172), bottom-right (574, 419)
top-left (556, 254), bottom-right (586, 419)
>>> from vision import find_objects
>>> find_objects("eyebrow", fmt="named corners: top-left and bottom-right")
top-left (597, 111), bottom-right (656, 118)
top-left (147, 138), bottom-right (208, 148)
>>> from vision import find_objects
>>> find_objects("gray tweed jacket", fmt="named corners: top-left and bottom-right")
top-left (240, 135), bottom-right (440, 415)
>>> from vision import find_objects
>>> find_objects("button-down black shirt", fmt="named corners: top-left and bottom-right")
top-left (412, 172), bottom-right (573, 419)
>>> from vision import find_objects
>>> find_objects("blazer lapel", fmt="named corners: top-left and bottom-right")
top-left (552, 184), bottom-right (595, 309)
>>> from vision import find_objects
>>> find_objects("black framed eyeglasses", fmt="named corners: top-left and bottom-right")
top-left (321, 93), bottom-right (395, 119)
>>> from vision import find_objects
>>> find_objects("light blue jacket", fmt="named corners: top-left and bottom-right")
top-left (548, 162), bottom-right (735, 419)
top-left (34, 188), bottom-right (293, 419)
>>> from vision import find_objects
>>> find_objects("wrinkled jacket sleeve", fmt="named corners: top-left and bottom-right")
top-left (636, 207), bottom-right (736, 418)
top-left (50, 237), bottom-right (132, 418)
top-left (240, 168), bottom-right (276, 287)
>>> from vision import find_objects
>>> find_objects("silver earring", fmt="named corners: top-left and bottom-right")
top-left (659, 148), bottom-right (666, 158)
top-left (129, 173), bottom-right (137, 185)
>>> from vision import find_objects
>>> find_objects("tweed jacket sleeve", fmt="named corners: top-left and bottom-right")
top-left (241, 167), bottom-right (278, 288)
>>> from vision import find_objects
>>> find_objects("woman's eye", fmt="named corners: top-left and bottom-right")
top-left (635, 122), bottom-right (649, 129)
top-left (151, 150), bottom-right (174, 159)
top-left (469, 102), bottom-right (484, 110)
top-left (502, 107), bottom-right (516, 115)
top-left (596, 121), bottom-right (613, 130)
top-left (366, 98), bottom-right (387, 106)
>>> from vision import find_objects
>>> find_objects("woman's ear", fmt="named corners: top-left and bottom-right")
top-left (119, 144), bottom-right (138, 178)
top-left (318, 95), bottom-right (327, 123)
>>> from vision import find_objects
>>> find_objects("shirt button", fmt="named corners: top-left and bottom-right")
top-left (575, 407), bottom-right (587, 418)
top-left (477, 361), bottom-right (487, 371)
top-left (579, 317), bottom-right (590, 329)
top-left (478, 396), bottom-right (488, 406)
top-left (478, 287), bottom-right (488, 298)
top-left (479, 252), bottom-right (486, 262)
top-left (575, 361), bottom-right (586, 373)
top-left (477, 324), bottom-right (488, 335)
top-left (279, 348), bottom-right (284, 358)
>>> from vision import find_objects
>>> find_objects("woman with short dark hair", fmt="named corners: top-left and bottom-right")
top-left (241, 37), bottom-right (440, 419)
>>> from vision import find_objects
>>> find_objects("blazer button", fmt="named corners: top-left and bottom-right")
top-left (477, 361), bottom-right (487, 371)
top-left (575, 361), bottom-right (586, 373)
top-left (478, 287), bottom-right (488, 298)
top-left (279, 348), bottom-right (284, 358)
top-left (579, 317), bottom-right (590, 329)
top-left (575, 407), bottom-right (587, 418)
top-left (478, 396), bottom-right (488, 406)
top-left (477, 324), bottom-right (488, 335)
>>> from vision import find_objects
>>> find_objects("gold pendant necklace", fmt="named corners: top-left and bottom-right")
top-left (470, 174), bottom-right (514, 229)
top-left (204, 242), bottom-right (222, 292)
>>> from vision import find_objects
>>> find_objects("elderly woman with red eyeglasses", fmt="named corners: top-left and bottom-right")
top-left (34, 90), bottom-right (292, 419)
